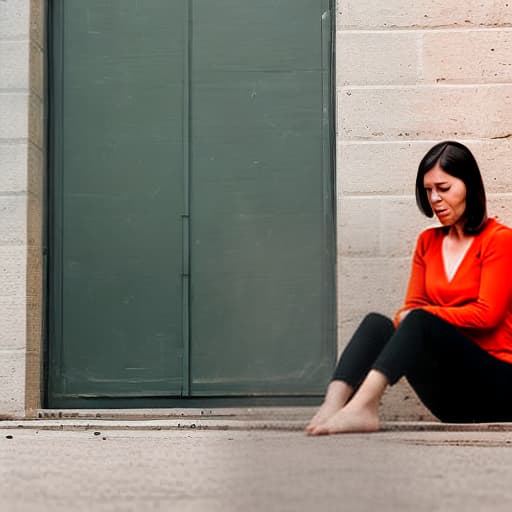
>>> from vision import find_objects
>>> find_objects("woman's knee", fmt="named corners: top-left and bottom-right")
top-left (363, 312), bottom-right (393, 327)
top-left (400, 308), bottom-right (435, 328)
top-left (346, 313), bottom-right (395, 346)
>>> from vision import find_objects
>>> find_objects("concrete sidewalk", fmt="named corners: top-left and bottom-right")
top-left (3, 410), bottom-right (512, 512)
top-left (2, 406), bottom-right (512, 432)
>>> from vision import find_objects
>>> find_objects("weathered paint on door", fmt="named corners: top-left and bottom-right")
top-left (49, 0), bottom-right (187, 398)
top-left (48, 0), bottom-right (335, 405)
top-left (189, 0), bottom-right (334, 395)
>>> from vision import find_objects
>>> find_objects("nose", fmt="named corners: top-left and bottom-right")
top-left (430, 189), bottom-right (442, 202)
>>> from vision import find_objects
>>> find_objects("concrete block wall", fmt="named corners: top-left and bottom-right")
top-left (336, 0), bottom-right (512, 419)
top-left (0, 0), bottom-right (31, 416)
top-left (0, 0), bottom-right (43, 417)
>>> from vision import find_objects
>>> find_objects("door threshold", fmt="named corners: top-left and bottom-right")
top-left (45, 395), bottom-right (323, 410)
top-left (33, 405), bottom-right (319, 422)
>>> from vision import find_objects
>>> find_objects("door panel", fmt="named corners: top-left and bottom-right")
top-left (189, 0), bottom-right (333, 395)
top-left (50, 0), bottom-right (187, 397)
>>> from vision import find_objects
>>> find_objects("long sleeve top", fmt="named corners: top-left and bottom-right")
top-left (394, 218), bottom-right (512, 363)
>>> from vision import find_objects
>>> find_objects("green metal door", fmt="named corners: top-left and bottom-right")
top-left (189, 0), bottom-right (334, 395)
top-left (49, 0), bottom-right (187, 399)
top-left (48, 0), bottom-right (335, 406)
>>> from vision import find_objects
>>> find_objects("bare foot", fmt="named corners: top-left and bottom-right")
top-left (305, 400), bottom-right (343, 434)
top-left (305, 381), bottom-right (353, 434)
top-left (309, 404), bottom-right (380, 435)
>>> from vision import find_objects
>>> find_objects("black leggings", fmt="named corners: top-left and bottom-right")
top-left (333, 309), bottom-right (512, 423)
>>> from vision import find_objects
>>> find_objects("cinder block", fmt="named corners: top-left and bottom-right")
top-left (338, 196), bottom-right (432, 258)
top-left (423, 30), bottom-right (512, 84)
top-left (0, 350), bottom-right (26, 416)
top-left (488, 195), bottom-right (512, 226)
top-left (0, 0), bottom-right (29, 40)
top-left (0, 245), bottom-right (27, 301)
top-left (0, 245), bottom-right (28, 361)
top-left (0, 93), bottom-right (28, 139)
top-left (337, 0), bottom-right (512, 30)
top-left (338, 197), bottom-right (381, 256)
top-left (0, 143), bottom-right (27, 193)
top-left (379, 197), bottom-right (434, 257)
top-left (0, 41), bottom-right (29, 90)
top-left (336, 31), bottom-right (419, 86)
top-left (338, 85), bottom-right (512, 141)
top-left (0, 196), bottom-right (27, 245)
top-left (337, 256), bottom-right (411, 346)
top-left (0, 300), bottom-right (26, 351)
top-left (471, 139), bottom-right (512, 195)
top-left (338, 139), bottom-right (512, 196)
top-left (338, 141), bottom-right (432, 195)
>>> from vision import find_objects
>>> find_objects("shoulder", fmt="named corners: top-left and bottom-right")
top-left (481, 218), bottom-right (512, 239)
top-left (412, 226), bottom-right (444, 257)
top-left (416, 226), bottom-right (444, 247)
top-left (479, 218), bottom-right (512, 252)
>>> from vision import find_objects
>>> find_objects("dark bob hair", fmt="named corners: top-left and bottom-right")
top-left (415, 141), bottom-right (487, 234)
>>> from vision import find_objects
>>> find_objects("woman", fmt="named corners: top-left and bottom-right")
top-left (306, 141), bottom-right (512, 435)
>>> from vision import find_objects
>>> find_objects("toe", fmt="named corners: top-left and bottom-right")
top-left (309, 425), bottom-right (329, 436)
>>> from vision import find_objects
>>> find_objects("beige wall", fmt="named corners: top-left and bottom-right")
top-left (336, 0), bottom-right (512, 419)
top-left (0, 0), bottom-right (44, 417)
top-left (0, 0), bottom-right (30, 416)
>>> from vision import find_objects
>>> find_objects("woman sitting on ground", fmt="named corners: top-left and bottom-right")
top-left (306, 140), bottom-right (512, 435)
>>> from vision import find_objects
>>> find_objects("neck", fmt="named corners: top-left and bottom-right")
top-left (447, 223), bottom-right (466, 240)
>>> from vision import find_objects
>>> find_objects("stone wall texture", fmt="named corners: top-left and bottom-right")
top-left (0, 0), bottom-right (31, 416)
top-left (336, 0), bottom-right (512, 420)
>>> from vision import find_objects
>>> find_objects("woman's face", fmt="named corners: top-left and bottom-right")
top-left (423, 163), bottom-right (467, 228)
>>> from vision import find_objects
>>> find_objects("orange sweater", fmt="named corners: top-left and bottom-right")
top-left (394, 218), bottom-right (512, 363)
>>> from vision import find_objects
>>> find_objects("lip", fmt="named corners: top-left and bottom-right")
top-left (435, 209), bottom-right (450, 218)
